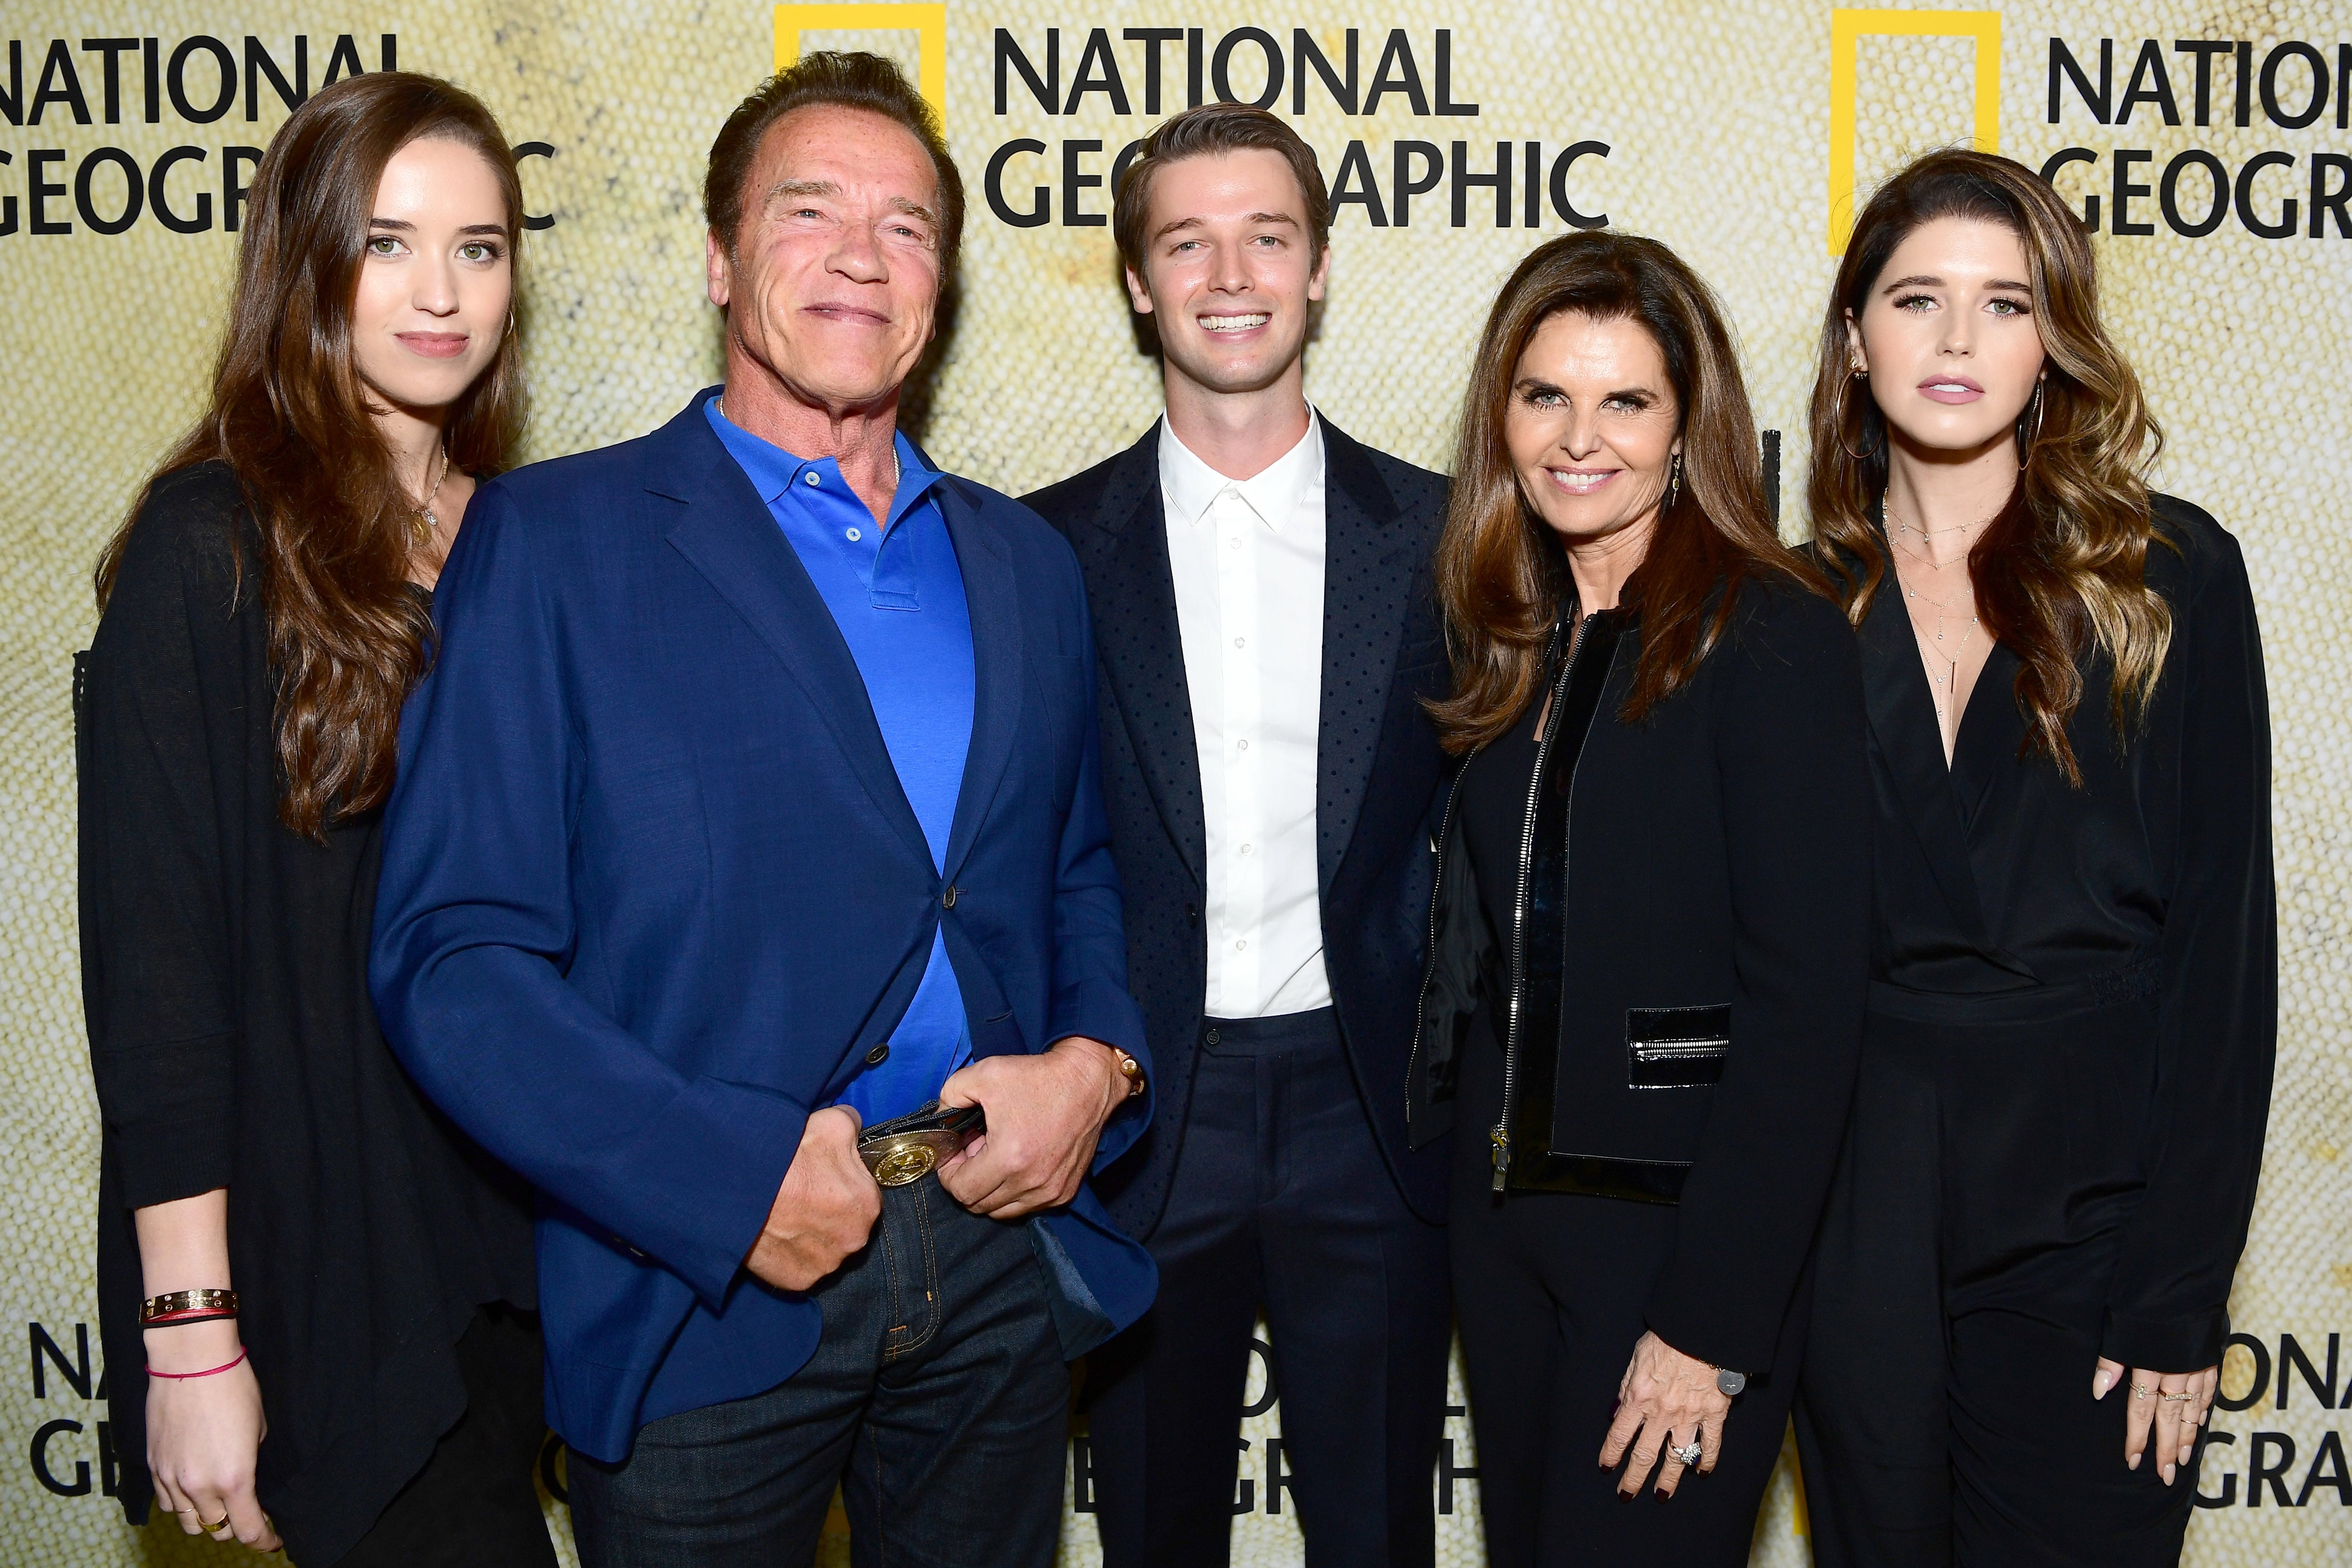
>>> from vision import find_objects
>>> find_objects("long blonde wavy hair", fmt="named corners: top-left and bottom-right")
top-left (1811, 149), bottom-right (2170, 784)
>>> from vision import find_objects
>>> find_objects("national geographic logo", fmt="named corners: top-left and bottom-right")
top-left (1826, 7), bottom-right (2001, 255)
top-left (0, 32), bottom-right (558, 238)
top-left (775, 7), bottom-right (1617, 236)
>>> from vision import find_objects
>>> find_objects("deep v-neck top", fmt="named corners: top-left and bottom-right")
top-left (1858, 503), bottom-right (2234, 997)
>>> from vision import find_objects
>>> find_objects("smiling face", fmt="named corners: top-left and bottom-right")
top-left (350, 136), bottom-right (512, 416)
top-left (708, 104), bottom-right (944, 411)
top-left (1848, 214), bottom-right (2046, 458)
top-left (1505, 310), bottom-right (1682, 564)
top-left (1125, 148), bottom-right (1329, 400)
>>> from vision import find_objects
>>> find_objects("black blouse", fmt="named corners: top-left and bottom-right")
top-left (76, 464), bottom-right (536, 1565)
top-left (1856, 494), bottom-right (2275, 1370)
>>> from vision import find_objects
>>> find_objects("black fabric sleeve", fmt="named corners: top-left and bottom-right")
top-left (1643, 590), bottom-right (1874, 1376)
top-left (2100, 519), bottom-right (2277, 1372)
top-left (78, 475), bottom-right (247, 1209)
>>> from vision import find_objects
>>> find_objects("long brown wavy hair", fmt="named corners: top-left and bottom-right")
top-left (1429, 231), bottom-right (1819, 753)
top-left (94, 72), bottom-right (526, 840)
top-left (1811, 149), bottom-right (2169, 784)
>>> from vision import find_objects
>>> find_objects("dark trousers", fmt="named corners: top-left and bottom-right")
top-left (1796, 992), bottom-right (2196, 1567)
top-left (569, 1173), bottom-right (1067, 1568)
top-left (1088, 1008), bottom-right (1452, 1568)
top-left (333, 1305), bottom-right (558, 1568)
top-left (1447, 1016), bottom-right (1801, 1567)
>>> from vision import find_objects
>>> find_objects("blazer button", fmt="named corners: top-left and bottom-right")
top-left (942, 885), bottom-right (959, 908)
top-left (866, 1041), bottom-right (891, 1066)
top-left (1205, 1027), bottom-right (1221, 1046)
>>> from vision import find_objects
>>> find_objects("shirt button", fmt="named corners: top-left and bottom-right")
top-left (865, 1041), bottom-right (891, 1066)
top-left (1236, 939), bottom-right (1248, 950)
top-left (1230, 537), bottom-right (1243, 550)
top-left (846, 527), bottom-right (861, 541)
top-left (1239, 844), bottom-right (1253, 855)
top-left (1237, 738), bottom-right (1249, 751)
top-left (804, 472), bottom-right (821, 487)
top-left (1234, 637), bottom-right (1246, 648)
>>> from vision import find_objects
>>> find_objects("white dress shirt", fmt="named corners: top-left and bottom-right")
top-left (1160, 410), bottom-right (1330, 1019)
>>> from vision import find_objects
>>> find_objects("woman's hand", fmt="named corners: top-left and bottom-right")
top-left (1599, 1330), bottom-right (1733, 1498)
top-left (2094, 1357), bottom-right (2219, 1485)
top-left (145, 1319), bottom-right (280, 1551)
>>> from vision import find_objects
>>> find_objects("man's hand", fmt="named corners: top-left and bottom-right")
top-left (935, 1038), bottom-right (1130, 1217)
top-left (745, 1106), bottom-right (880, 1291)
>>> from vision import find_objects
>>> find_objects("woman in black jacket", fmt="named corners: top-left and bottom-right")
top-left (78, 74), bottom-right (550, 1565)
top-left (1407, 230), bottom-right (1871, 1564)
top-left (1793, 150), bottom-right (2274, 1568)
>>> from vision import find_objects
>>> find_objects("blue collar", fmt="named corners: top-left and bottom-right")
top-left (703, 395), bottom-right (946, 532)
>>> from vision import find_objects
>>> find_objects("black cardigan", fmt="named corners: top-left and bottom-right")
top-left (75, 464), bottom-right (536, 1564)
top-left (1409, 574), bottom-right (1874, 1377)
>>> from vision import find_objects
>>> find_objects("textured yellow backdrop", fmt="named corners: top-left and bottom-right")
top-left (1, 2), bottom-right (2345, 1564)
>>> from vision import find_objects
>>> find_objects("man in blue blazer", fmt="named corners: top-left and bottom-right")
top-left (371, 54), bottom-right (1152, 1568)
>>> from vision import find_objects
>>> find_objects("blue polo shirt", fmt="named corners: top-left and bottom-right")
top-left (705, 397), bottom-right (975, 1126)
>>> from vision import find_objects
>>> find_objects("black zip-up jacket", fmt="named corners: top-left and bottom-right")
top-left (1407, 573), bottom-right (1872, 1376)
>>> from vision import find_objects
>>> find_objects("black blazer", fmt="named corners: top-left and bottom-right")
top-left (1026, 418), bottom-right (1455, 1232)
top-left (1409, 577), bottom-right (1872, 1376)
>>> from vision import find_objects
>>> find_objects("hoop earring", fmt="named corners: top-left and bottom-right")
top-left (1664, 451), bottom-right (1683, 512)
top-left (2017, 378), bottom-right (2046, 464)
top-left (1837, 370), bottom-right (1883, 462)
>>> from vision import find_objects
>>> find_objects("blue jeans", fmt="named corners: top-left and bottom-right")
top-left (570, 1173), bottom-right (1068, 1567)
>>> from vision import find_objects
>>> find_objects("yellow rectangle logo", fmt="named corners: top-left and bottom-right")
top-left (1828, 8), bottom-right (2002, 254)
top-left (774, 4), bottom-right (948, 126)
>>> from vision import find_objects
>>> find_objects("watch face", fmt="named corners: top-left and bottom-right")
top-left (1716, 1368), bottom-right (1747, 1398)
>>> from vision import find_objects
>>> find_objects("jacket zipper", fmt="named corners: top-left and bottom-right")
top-left (1404, 752), bottom-right (1477, 1132)
top-left (1495, 616), bottom-right (1588, 1192)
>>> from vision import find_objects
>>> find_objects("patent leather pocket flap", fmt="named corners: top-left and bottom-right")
top-left (1626, 1004), bottom-right (1731, 1088)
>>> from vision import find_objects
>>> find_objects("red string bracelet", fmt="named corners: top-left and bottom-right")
top-left (146, 1348), bottom-right (248, 1381)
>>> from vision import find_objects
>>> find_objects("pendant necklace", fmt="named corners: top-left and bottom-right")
top-left (1886, 502), bottom-right (1986, 728)
top-left (412, 445), bottom-right (451, 546)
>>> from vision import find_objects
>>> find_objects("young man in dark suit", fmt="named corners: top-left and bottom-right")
top-left (1025, 104), bottom-right (1454, 1568)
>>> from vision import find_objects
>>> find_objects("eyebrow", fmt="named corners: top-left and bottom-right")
top-left (766, 180), bottom-right (938, 228)
top-left (1880, 272), bottom-right (2033, 293)
top-left (1150, 210), bottom-right (1301, 243)
top-left (1514, 376), bottom-right (1655, 399)
top-left (367, 217), bottom-right (511, 237)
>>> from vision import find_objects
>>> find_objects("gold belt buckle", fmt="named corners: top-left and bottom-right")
top-left (855, 1100), bottom-right (984, 1188)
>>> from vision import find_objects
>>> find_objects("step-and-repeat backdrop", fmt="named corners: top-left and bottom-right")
top-left (3, 2), bottom-right (2347, 1564)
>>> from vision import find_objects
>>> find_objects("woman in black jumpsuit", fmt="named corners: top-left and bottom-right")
top-left (1794, 151), bottom-right (2275, 1567)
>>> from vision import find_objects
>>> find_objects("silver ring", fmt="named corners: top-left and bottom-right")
top-left (1672, 1440), bottom-right (1703, 1467)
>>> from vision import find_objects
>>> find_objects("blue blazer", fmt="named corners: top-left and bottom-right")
top-left (371, 390), bottom-right (1155, 1464)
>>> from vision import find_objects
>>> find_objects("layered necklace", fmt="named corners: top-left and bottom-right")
top-left (1886, 501), bottom-right (1989, 730)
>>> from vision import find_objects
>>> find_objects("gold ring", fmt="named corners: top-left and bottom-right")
top-left (2132, 1382), bottom-right (2154, 1397)
top-left (202, 1513), bottom-right (231, 1533)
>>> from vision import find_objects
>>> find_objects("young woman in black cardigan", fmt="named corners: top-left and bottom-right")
top-left (1794, 150), bottom-right (2274, 1568)
top-left (1407, 231), bottom-right (1872, 1564)
top-left (78, 74), bottom-right (549, 1565)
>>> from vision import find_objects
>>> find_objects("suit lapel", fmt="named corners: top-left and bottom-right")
top-left (1082, 424), bottom-right (1207, 886)
top-left (654, 398), bottom-right (933, 873)
top-left (939, 479), bottom-right (1020, 879)
top-left (1314, 422), bottom-right (1415, 894)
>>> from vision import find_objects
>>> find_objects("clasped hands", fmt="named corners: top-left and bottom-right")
top-left (746, 1037), bottom-right (1132, 1291)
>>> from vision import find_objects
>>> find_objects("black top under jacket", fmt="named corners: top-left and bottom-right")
top-left (76, 464), bottom-right (537, 1565)
top-left (1025, 419), bottom-right (1456, 1232)
top-left (1851, 494), bottom-right (2275, 1372)
top-left (1409, 573), bottom-right (1874, 1378)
